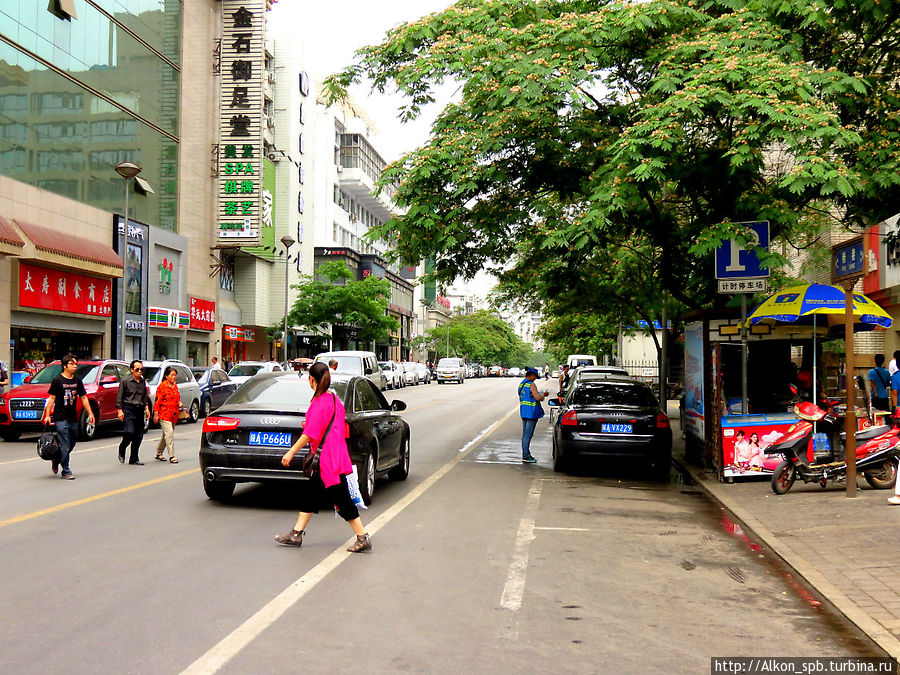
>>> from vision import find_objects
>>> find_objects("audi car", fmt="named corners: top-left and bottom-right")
top-left (549, 374), bottom-right (671, 478)
top-left (199, 371), bottom-right (410, 504)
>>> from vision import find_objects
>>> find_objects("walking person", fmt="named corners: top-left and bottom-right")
top-left (275, 362), bottom-right (371, 552)
top-left (328, 358), bottom-right (338, 371)
top-left (153, 366), bottom-right (180, 463)
top-left (890, 350), bottom-right (900, 377)
top-left (40, 354), bottom-right (93, 479)
top-left (117, 360), bottom-right (150, 465)
top-left (519, 366), bottom-right (549, 463)
top-left (211, 356), bottom-right (223, 370)
top-left (869, 354), bottom-right (891, 412)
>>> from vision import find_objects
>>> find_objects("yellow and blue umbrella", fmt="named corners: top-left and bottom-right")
top-left (746, 284), bottom-right (892, 329)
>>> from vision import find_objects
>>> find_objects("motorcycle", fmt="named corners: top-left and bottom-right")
top-left (765, 398), bottom-right (900, 494)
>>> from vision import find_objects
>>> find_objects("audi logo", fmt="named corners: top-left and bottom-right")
top-left (16, 400), bottom-right (37, 408)
top-left (260, 417), bottom-right (282, 425)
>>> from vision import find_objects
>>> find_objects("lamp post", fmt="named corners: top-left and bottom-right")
top-left (114, 161), bottom-right (142, 361)
top-left (281, 235), bottom-right (295, 366)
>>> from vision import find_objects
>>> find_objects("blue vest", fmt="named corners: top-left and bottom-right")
top-left (519, 378), bottom-right (544, 420)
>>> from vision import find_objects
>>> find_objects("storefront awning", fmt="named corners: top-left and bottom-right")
top-left (12, 219), bottom-right (123, 278)
top-left (0, 216), bottom-right (25, 257)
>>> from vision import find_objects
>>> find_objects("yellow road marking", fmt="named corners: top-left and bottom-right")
top-left (0, 468), bottom-right (198, 529)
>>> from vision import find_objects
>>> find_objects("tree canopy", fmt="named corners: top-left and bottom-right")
top-left (326, 0), bottom-right (900, 354)
top-left (287, 261), bottom-right (397, 344)
top-left (428, 310), bottom-right (531, 365)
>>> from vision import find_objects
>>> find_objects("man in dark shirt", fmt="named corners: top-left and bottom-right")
top-left (41, 354), bottom-right (93, 479)
top-left (116, 360), bottom-right (151, 465)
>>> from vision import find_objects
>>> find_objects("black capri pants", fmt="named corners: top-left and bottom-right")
top-left (299, 473), bottom-right (359, 521)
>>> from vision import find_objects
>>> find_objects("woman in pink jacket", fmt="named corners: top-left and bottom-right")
top-left (276, 362), bottom-right (371, 552)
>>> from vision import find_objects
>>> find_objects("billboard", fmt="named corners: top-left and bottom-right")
top-left (683, 321), bottom-right (705, 440)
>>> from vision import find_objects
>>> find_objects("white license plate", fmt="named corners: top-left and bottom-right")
top-left (601, 423), bottom-right (632, 434)
top-left (14, 410), bottom-right (41, 420)
top-left (248, 431), bottom-right (292, 447)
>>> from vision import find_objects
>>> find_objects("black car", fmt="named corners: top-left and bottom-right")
top-left (190, 367), bottom-right (239, 418)
top-left (549, 375), bottom-right (671, 477)
top-left (199, 372), bottom-right (410, 503)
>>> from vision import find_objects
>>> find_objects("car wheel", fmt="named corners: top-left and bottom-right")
top-left (189, 400), bottom-right (200, 423)
top-left (552, 436), bottom-right (569, 473)
top-left (203, 476), bottom-right (235, 502)
top-left (651, 450), bottom-right (672, 482)
top-left (359, 451), bottom-right (376, 505)
top-left (0, 428), bottom-right (22, 442)
top-left (79, 406), bottom-right (97, 442)
top-left (202, 398), bottom-right (212, 418)
top-left (389, 435), bottom-right (410, 481)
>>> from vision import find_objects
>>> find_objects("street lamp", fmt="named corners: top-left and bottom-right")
top-left (114, 161), bottom-right (142, 361)
top-left (281, 234), bottom-right (295, 366)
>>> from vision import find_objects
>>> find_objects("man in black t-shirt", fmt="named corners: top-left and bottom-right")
top-left (40, 354), bottom-right (94, 479)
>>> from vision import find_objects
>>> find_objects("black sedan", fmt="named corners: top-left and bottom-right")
top-left (549, 375), bottom-right (671, 478)
top-left (199, 372), bottom-right (409, 503)
top-left (190, 367), bottom-right (239, 418)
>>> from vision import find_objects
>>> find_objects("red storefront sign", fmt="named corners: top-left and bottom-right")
top-left (18, 261), bottom-right (112, 317)
top-left (189, 297), bottom-right (216, 331)
top-left (223, 325), bottom-right (255, 342)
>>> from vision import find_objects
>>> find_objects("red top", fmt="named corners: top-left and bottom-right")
top-left (303, 391), bottom-right (353, 488)
top-left (154, 380), bottom-right (180, 424)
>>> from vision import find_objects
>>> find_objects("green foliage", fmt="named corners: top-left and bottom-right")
top-left (427, 310), bottom-right (531, 366)
top-left (326, 0), bottom-right (900, 357)
top-left (287, 261), bottom-right (398, 344)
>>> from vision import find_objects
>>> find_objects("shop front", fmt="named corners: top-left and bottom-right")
top-left (113, 216), bottom-right (149, 362)
top-left (222, 325), bottom-right (257, 369)
top-left (148, 306), bottom-right (188, 361)
top-left (187, 297), bottom-right (216, 366)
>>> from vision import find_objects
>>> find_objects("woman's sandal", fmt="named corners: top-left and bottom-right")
top-left (154, 454), bottom-right (166, 462)
top-left (275, 529), bottom-right (304, 547)
top-left (169, 457), bottom-right (179, 463)
top-left (346, 533), bottom-right (372, 553)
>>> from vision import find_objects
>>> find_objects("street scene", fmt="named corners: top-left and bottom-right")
top-left (5, 0), bottom-right (900, 673)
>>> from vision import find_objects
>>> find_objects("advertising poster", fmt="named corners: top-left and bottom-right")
top-left (722, 423), bottom-right (793, 477)
top-left (126, 243), bottom-right (142, 314)
top-left (684, 321), bottom-right (705, 440)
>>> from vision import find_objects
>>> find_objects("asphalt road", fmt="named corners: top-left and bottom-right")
top-left (0, 376), bottom-right (882, 673)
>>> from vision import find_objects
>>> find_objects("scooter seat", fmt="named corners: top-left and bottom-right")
top-left (839, 425), bottom-right (891, 442)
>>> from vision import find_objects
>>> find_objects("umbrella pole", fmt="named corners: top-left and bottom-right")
top-left (844, 284), bottom-right (857, 498)
top-left (741, 294), bottom-right (748, 415)
top-left (812, 315), bottom-right (817, 435)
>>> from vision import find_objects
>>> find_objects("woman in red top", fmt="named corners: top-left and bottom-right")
top-left (153, 366), bottom-right (180, 463)
top-left (276, 362), bottom-right (371, 552)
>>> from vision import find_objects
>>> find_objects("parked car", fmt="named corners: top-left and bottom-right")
top-left (567, 353), bottom-right (598, 368)
top-left (191, 367), bottom-right (239, 418)
top-left (314, 351), bottom-right (387, 391)
top-left (549, 375), bottom-right (671, 478)
top-left (227, 361), bottom-right (284, 386)
top-left (199, 371), bottom-right (410, 503)
top-left (379, 360), bottom-right (404, 390)
top-left (142, 360), bottom-right (203, 425)
top-left (509, 367), bottom-right (522, 378)
top-left (575, 365), bottom-right (631, 380)
top-left (415, 362), bottom-right (431, 384)
top-left (488, 365), bottom-right (503, 377)
top-left (0, 359), bottom-right (130, 441)
top-left (436, 357), bottom-right (466, 384)
top-left (400, 361), bottom-right (419, 387)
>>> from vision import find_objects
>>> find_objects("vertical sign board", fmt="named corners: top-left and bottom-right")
top-left (218, 0), bottom-right (266, 246)
top-left (240, 158), bottom-right (277, 260)
top-left (683, 321), bottom-right (705, 441)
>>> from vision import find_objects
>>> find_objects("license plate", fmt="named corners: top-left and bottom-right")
top-left (601, 423), bottom-right (632, 434)
top-left (13, 410), bottom-right (40, 420)
top-left (248, 431), bottom-right (292, 447)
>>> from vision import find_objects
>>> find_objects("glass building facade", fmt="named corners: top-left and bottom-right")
top-left (0, 0), bottom-right (181, 229)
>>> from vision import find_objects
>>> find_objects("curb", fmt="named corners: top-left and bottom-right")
top-left (673, 457), bottom-right (900, 659)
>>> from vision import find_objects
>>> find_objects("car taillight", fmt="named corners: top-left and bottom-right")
top-left (656, 413), bottom-right (670, 428)
top-left (561, 410), bottom-right (578, 426)
top-left (203, 416), bottom-right (240, 432)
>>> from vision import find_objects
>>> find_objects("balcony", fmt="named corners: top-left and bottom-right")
top-left (337, 166), bottom-right (395, 222)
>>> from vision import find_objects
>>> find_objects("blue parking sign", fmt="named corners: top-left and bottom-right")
top-left (715, 221), bottom-right (770, 279)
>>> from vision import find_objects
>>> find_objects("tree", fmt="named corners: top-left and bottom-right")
top-left (428, 310), bottom-right (531, 365)
top-left (325, 0), bottom-right (900, 349)
top-left (287, 261), bottom-right (397, 344)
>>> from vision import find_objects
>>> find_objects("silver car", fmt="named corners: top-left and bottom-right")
top-left (315, 350), bottom-right (387, 391)
top-left (141, 360), bottom-right (203, 424)
top-left (379, 360), bottom-right (404, 389)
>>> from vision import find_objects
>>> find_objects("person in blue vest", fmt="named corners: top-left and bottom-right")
top-left (519, 367), bottom-right (550, 463)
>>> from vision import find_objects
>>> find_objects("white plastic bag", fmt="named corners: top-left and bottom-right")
top-left (346, 465), bottom-right (367, 510)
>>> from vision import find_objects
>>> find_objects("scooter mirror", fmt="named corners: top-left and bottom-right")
top-left (789, 384), bottom-right (798, 395)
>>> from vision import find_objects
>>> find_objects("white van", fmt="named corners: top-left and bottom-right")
top-left (314, 350), bottom-right (387, 391)
top-left (567, 354), bottom-right (597, 368)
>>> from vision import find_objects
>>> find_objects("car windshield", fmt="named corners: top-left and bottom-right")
top-left (225, 376), bottom-right (349, 412)
top-left (30, 363), bottom-right (100, 384)
top-left (573, 382), bottom-right (658, 408)
top-left (315, 356), bottom-right (363, 374)
top-left (379, 362), bottom-right (392, 371)
top-left (438, 358), bottom-right (461, 367)
top-left (229, 364), bottom-right (263, 377)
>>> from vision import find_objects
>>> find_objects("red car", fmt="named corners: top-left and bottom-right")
top-left (0, 359), bottom-right (131, 442)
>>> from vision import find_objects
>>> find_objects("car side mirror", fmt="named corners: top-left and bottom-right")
top-left (100, 375), bottom-right (117, 385)
top-left (390, 400), bottom-right (407, 412)
top-left (547, 398), bottom-right (559, 407)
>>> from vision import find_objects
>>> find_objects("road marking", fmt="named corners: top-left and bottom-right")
top-left (0, 468), bottom-right (198, 529)
top-left (180, 405), bottom-right (519, 675)
top-left (534, 526), bottom-right (597, 532)
top-left (499, 476), bottom-right (543, 612)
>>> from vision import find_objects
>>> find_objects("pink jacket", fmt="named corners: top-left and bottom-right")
top-left (303, 392), bottom-right (353, 488)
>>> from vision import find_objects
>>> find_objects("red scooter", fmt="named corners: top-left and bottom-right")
top-left (765, 399), bottom-right (900, 494)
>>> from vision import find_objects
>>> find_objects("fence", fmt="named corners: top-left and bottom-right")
top-left (618, 360), bottom-right (684, 399)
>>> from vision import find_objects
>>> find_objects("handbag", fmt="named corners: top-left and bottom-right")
top-left (302, 394), bottom-right (336, 478)
top-left (37, 428), bottom-right (61, 461)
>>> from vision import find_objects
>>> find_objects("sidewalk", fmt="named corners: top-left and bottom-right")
top-left (671, 408), bottom-right (900, 658)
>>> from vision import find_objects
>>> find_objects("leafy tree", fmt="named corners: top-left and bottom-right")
top-left (325, 0), bottom-right (900, 355)
top-left (287, 261), bottom-right (397, 344)
top-left (428, 310), bottom-right (531, 365)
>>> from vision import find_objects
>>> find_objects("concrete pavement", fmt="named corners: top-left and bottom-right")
top-left (672, 408), bottom-right (900, 659)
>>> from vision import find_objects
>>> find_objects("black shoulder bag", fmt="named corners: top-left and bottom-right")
top-left (302, 393), bottom-right (336, 478)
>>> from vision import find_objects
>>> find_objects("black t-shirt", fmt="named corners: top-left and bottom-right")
top-left (48, 374), bottom-right (87, 422)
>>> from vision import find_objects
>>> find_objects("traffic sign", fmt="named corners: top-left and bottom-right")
top-left (718, 279), bottom-right (767, 294)
top-left (715, 221), bottom-right (770, 279)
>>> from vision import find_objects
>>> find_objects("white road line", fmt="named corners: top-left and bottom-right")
top-left (534, 526), bottom-right (597, 532)
top-left (499, 476), bottom-right (543, 612)
top-left (180, 406), bottom-right (519, 675)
